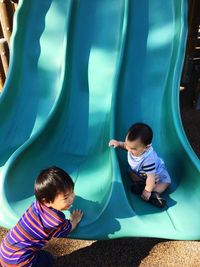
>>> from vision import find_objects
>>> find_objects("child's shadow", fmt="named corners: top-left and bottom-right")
top-left (53, 237), bottom-right (167, 267)
top-left (69, 180), bottom-right (177, 239)
top-left (68, 195), bottom-right (121, 239)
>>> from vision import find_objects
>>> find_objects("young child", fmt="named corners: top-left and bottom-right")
top-left (109, 122), bottom-right (171, 208)
top-left (0, 166), bottom-right (83, 267)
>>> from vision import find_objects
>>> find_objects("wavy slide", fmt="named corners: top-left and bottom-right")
top-left (1, 0), bottom-right (200, 240)
top-left (0, 0), bottom-right (71, 166)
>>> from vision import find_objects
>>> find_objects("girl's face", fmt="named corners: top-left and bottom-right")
top-left (125, 137), bottom-right (149, 157)
top-left (45, 189), bottom-right (75, 211)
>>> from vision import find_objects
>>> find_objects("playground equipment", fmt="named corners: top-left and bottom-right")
top-left (1, 0), bottom-right (200, 240)
top-left (0, 0), bottom-right (18, 89)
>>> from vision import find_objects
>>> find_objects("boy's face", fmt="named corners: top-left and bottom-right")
top-left (125, 137), bottom-right (149, 157)
top-left (45, 189), bottom-right (75, 211)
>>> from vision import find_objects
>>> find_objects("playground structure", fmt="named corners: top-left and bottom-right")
top-left (0, 0), bottom-right (18, 90)
top-left (181, 0), bottom-right (200, 109)
top-left (0, 0), bottom-right (200, 241)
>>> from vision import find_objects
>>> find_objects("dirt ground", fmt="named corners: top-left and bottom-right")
top-left (0, 87), bottom-right (200, 266)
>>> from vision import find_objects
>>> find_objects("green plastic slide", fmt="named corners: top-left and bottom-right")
top-left (1, 0), bottom-right (200, 240)
top-left (0, 0), bottom-right (71, 166)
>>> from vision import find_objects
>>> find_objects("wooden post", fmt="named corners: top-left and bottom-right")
top-left (0, 38), bottom-right (9, 77)
top-left (6, 0), bottom-right (16, 30)
top-left (10, 2), bottom-right (17, 14)
top-left (0, 0), bottom-right (12, 42)
top-left (11, 0), bottom-right (18, 11)
top-left (0, 0), bottom-right (18, 91)
top-left (0, 55), bottom-right (5, 91)
top-left (0, 18), bottom-right (3, 38)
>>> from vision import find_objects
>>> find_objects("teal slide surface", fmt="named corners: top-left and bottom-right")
top-left (0, 1), bottom-right (71, 165)
top-left (1, 0), bottom-right (200, 240)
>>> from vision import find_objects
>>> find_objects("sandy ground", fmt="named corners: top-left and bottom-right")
top-left (0, 87), bottom-right (200, 266)
top-left (1, 227), bottom-right (200, 267)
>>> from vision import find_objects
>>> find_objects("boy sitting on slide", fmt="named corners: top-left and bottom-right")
top-left (109, 122), bottom-right (171, 208)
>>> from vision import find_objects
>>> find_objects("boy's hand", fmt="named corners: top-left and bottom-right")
top-left (141, 189), bottom-right (151, 201)
top-left (70, 209), bottom-right (83, 231)
top-left (109, 139), bottom-right (120, 148)
top-left (71, 209), bottom-right (83, 223)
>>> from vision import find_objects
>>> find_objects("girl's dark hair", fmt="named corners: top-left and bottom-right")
top-left (34, 166), bottom-right (74, 203)
top-left (127, 123), bottom-right (153, 146)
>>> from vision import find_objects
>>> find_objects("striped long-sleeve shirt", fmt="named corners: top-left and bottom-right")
top-left (0, 201), bottom-right (72, 267)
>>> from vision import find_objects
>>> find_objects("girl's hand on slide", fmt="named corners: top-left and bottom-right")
top-left (108, 139), bottom-right (119, 148)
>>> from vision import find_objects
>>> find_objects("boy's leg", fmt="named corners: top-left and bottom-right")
top-left (148, 168), bottom-right (171, 208)
top-left (148, 183), bottom-right (170, 208)
top-left (128, 171), bottom-right (146, 195)
top-left (128, 171), bottom-right (144, 182)
top-left (32, 250), bottom-right (54, 267)
top-left (148, 192), bottom-right (166, 208)
top-left (153, 182), bottom-right (170, 194)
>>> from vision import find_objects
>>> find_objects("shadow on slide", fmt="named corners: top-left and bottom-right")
top-left (0, 0), bottom-right (200, 240)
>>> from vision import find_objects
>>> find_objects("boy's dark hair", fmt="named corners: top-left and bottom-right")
top-left (34, 166), bottom-right (74, 203)
top-left (127, 123), bottom-right (153, 146)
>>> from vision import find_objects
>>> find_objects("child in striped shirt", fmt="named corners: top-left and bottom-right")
top-left (0, 166), bottom-right (83, 267)
top-left (109, 122), bottom-right (171, 208)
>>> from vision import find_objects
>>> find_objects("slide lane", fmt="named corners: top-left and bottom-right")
top-left (0, 0), bottom-right (70, 166)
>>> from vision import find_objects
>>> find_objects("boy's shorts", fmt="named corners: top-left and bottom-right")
top-left (158, 167), bottom-right (171, 184)
top-left (128, 166), bottom-right (171, 184)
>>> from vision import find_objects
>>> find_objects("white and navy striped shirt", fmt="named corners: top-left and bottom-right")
top-left (128, 146), bottom-right (165, 176)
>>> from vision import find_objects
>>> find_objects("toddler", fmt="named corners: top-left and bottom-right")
top-left (109, 123), bottom-right (171, 208)
top-left (0, 166), bottom-right (83, 266)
